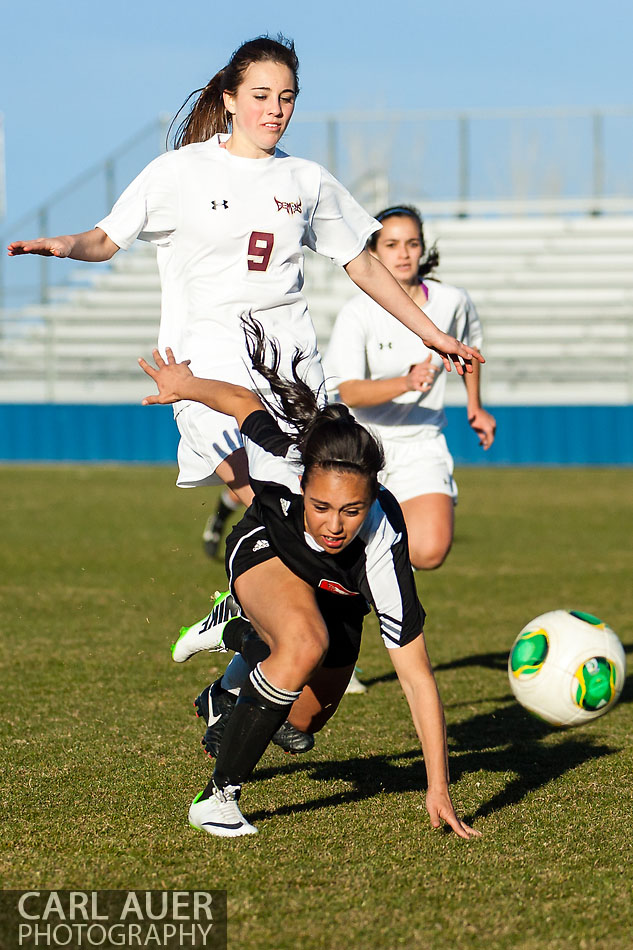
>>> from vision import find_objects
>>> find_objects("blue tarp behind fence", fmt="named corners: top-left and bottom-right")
top-left (1, 404), bottom-right (632, 465)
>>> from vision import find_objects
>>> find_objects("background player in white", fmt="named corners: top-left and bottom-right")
top-left (8, 38), bottom-right (482, 511)
top-left (325, 205), bottom-right (496, 571)
top-left (139, 319), bottom-right (482, 840)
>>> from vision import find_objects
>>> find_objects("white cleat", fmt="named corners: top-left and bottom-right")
top-left (345, 669), bottom-right (368, 695)
top-left (171, 591), bottom-right (239, 663)
top-left (188, 785), bottom-right (258, 838)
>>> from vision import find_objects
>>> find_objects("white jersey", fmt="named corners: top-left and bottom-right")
top-left (96, 133), bottom-right (379, 392)
top-left (324, 279), bottom-right (483, 443)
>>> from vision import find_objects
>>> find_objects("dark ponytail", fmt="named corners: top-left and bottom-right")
top-left (242, 315), bottom-right (385, 496)
top-left (169, 35), bottom-right (299, 149)
top-left (369, 204), bottom-right (440, 279)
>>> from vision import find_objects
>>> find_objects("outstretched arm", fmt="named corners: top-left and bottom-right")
top-left (7, 227), bottom-right (119, 261)
top-left (463, 349), bottom-right (496, 450)
top-left (389, 636), bottom-right (481, 839)
top-left (138, 347), bottom-right (263, 427)
top-left (344, 249), bottom-right (485, 376)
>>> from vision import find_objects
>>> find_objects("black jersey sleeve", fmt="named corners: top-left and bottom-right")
top-left (240, 410), bottom-right (303, 496)
top-left (359, 489), bottom-right (426, 648)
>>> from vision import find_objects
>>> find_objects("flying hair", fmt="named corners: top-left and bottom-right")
top-left (242, 315), bottom-right (385, 493)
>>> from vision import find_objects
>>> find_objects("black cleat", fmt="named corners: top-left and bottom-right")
top-left (271, 720), bottom-right (315, 754)
top-left (194, 679), bottom-right (238, 758)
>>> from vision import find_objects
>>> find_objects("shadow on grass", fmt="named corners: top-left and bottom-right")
top-left (246, 699), bottom-right (616, 826)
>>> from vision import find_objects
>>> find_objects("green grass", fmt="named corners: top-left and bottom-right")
top-left (1, 465), bottom-right (632, 950)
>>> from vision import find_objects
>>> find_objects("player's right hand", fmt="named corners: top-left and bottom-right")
top-left (405, 354), bottom-right (438, 392)
top-left (138, 347), bottom-right (194, 405)
top-left (7, 236), bottom-right (74, 257)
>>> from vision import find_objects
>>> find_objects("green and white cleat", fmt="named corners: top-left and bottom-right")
top-left (188, 785), bottom-right (258, 838)
top-left (171, 591), bottom-right (239, 663)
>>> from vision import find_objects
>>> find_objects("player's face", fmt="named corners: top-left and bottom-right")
top-left (224, 60), bottom-right (296, 158)
top-left (371, 216), bottom-right (423, 286)
top-left (302, 468), bottom-right (373, 554)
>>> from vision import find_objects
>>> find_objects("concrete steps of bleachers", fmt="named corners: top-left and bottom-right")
top-left (2, 214), bottom-right (633, 405)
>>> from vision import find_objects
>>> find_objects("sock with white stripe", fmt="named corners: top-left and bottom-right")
top-left (209, 664), bottom-right (301, 793)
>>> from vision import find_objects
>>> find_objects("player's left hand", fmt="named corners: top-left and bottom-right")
top-left (424, 329), bottom-right (485, 376)
top-left (468, 407), bottom-right (497, 450)
top-left (138, 347), bottom-right (193, 404)
top-left (425, 788), bottom-right (482, 840)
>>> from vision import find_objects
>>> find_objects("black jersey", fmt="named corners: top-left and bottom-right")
top-left (229, 410), bottom-right (425, 649)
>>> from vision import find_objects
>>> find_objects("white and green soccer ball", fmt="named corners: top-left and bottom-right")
top-left (508, 610), bottom-right (626, 726)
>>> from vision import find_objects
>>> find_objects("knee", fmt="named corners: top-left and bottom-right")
top-left (410, 539), bottom-right (452, 571)
top-left (270, 621), bottom-right (328, 677)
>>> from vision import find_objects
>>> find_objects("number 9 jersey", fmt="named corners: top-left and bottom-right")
top-left (96, 133), bottom-right (380, 390)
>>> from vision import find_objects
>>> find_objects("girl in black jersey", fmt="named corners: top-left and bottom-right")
top-left (139, 321), bottom-right (481, 841)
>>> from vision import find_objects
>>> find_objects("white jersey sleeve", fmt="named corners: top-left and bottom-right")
top-left (323, 297), bottom-right (370, 394)
top-left (455, 288), bottom-right (484, 350)
top-left (95, 153), bottom-right (179, 250)
top-left (304, 167), bottom-right (380, 266)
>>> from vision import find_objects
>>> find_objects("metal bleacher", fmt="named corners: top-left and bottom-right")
top-left (1, 213), bottom-right (633, 406)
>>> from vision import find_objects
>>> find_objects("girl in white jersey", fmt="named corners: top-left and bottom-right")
top-left (325, 206), bottom-right (496, 570)
top-left (139, 319), bottom-right (481, 841)
top-left (8, 39), bottom-right (482, 507)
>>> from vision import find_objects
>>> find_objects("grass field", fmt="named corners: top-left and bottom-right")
top-left (1, 465), bottom-right (632, 950)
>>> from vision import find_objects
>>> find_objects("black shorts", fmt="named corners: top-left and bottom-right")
top-left (225, 510), bottom-right (370, 669)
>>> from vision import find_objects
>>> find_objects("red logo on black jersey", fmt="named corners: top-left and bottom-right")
top-left (274, 197), bottom-right (302, 215)
top-left (318, 579), bottom-right (359, 596)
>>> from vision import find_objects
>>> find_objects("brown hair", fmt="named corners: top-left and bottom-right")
top-left (169, 35), bottom-right (299, 148)
top-left (369, 204), bottom-right (440, 279)
top-left (243, 315), bottom-right (385, 498)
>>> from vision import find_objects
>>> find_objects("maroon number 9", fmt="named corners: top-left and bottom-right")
top-left (247, 231), bottom-right (274, 272)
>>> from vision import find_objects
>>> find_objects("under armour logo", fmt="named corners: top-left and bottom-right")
top-left (378, 342), bottom-right (393, 350)
top-left (211, 199), bottom-right (229, 210)
top-left (253, 539), bottom-right (270, 552)
top-left (280, 498), bottom-right (290, 517)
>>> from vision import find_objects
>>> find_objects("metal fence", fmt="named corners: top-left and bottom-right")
top-left (3, 104), bottom-right (633, 314)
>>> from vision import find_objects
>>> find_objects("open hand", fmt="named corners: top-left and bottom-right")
top-left (426, 788), bottom-right (482, 840)
top-left (138, 347), bottom-right (193, 405)
top-left (7, 236), bottom-right (75, 258)
top-left (425, 329), bottom-right (485, 376)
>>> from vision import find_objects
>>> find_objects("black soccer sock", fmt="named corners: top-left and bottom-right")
top-left (221, 616), bottom-right (252, 653)
top-left (241, 630), bottom-right (271, 670)
top-left (201, 664), bottom-right (301, 795)
top-left (214, 491), bottom-right (240, 530)
top-left (221, 617), bottom-right (271, 669)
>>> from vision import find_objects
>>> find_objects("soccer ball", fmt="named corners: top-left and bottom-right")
top-left (508, 610), bottom-right (626, 726)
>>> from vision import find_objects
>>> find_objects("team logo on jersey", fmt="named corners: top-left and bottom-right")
top-left (211, 199), bottom-right (229, 210)
top-left (253, 539), bottom-right (270, 553)
top-left (279, 498), bottom-right (291, 517)
top-left (318, 579), bottom-right (359, 597)
top-left (274, 197), bottom-right (302, 215)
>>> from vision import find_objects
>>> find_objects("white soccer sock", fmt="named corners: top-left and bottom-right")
top-left (220, 654), bottom-right (249, 695)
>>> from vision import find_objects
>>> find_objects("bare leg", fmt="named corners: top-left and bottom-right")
top-left (234, 558), bottom-right (329, 691)
top-left (400, 493), bottom-right (454, 570)
top-left (288, 664), bottom-right (356, 733)
top-left (215, 448), bottom-right (254, 507)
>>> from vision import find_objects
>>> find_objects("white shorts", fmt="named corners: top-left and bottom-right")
top-left (175, 401), bottom-right (244, 488)
top-left (378, 433), bottom-right (458, 504)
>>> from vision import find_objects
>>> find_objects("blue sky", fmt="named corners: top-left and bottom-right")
top-left (2, 0), bottom-right (632, 225)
